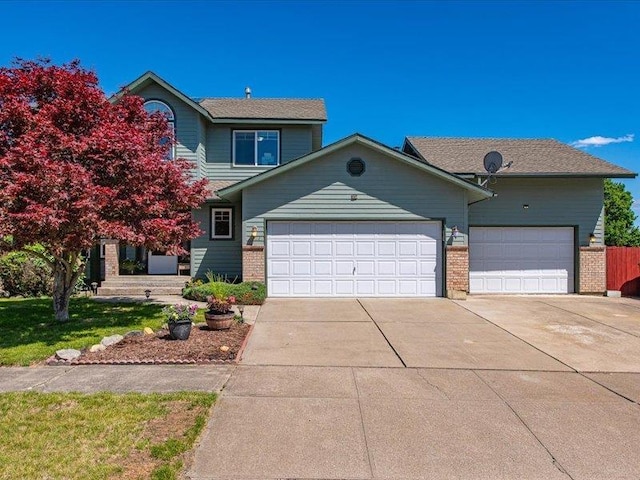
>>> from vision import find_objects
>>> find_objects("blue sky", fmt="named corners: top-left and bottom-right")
top-left (1, 1), bottom-right (638, 205)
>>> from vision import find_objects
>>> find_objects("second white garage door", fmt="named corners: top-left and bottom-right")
top-left (267, 221), bottom-right (442, 297)
top-left (469, 226), bottom-right (574, 294)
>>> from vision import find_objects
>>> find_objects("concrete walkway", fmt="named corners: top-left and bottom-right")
top-left (0, 364), bottom-right (234, 393)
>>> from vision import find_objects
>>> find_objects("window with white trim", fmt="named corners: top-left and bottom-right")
top-left (211, 208), bottom-right (233, 239)
top-left (233, 130), bottom-right (279, 166)
top-left (144, 100), bottom-right (175, 160)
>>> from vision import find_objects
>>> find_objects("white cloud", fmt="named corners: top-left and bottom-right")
top-left (571, 134), bottom-right (634, 148)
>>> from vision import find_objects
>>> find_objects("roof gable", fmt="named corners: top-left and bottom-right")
top-left (111, 71), bottom-right (214, 121)
top-left (217, 134), bottom-right (494, 202)
top-left (404, 137), bottom-right (636, 178)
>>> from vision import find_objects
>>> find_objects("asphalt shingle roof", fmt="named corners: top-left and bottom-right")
top-left (405, 137), bottom-right (635, 177)
top-left (205, 180), bottom-right (238, 200)
top-left (199, 98), bottom-right (327, 121)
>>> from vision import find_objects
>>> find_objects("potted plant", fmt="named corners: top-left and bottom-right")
top-left (120, 258), bottom-right (141, 275)
top-left (162, 303), bottom-right (198, 340)
top-left (204, 293), bottom-right (236, 330)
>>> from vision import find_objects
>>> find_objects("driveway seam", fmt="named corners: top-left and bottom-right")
top-left (351, 367), bottom-right (376, 479)
top-left (472, 370), bottom-right (576, 480)
top-left (538, 300), bottom-right (640, 338)
top-left (454, 300), bottom-right (577, 372)
top-left (357, 299), bottom-right (407, 368)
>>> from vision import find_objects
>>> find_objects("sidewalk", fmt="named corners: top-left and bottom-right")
top-left (0, 364), bottom-right (234, 393)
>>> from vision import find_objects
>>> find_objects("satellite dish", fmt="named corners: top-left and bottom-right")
top-left (483, 151), bottom-right (503, 174)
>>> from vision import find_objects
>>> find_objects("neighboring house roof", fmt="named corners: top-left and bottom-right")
top-left (205, 180), bottom-right (239, 201)
top-left (199, 98), bottom-right (327, 122)
top-left (404, 137), bottom-right (636, 178)
top-left (216, 133), bottom-right (494, 203)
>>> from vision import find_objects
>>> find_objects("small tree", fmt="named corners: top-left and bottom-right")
top-left (604, 179), bottom-right (640, 246)
top-left (0, 59), bottom-right (207, 320)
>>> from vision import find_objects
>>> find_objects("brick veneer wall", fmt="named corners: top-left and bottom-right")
top-left (103, 240), bottom-right (119, 279)
top-left (446, 245), bottom-right (469, 294)
top-left (579, 246), bottom-right (606, 294)
top-left (242, 246), bottom-right (265, 282)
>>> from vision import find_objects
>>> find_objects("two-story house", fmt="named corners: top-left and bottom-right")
top-left (99, 71), bottom-right (634, 298)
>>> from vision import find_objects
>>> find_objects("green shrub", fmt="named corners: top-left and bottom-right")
top-left (0, 250), bottom-right (52, 297)
top-left (183, 281), bottom-right (266, 304)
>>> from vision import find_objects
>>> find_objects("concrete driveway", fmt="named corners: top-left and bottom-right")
top-left (189, 296), bottom-right (640, 480)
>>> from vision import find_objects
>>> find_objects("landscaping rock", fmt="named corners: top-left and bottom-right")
top-left (124, 330), bottom-right (143, 338)
top-left (56, 348), bottom-right (81, 361)
top-left (101, 334), bottom-right (124, 347)
top-left (89, 344), bottom-right (106, 353)
top-left (143, 327), bottom-right (154, 335)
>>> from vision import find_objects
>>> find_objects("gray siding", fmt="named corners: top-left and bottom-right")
top-left (191, 202), bottom-right (243, 280)
top-left (136, 84), bottom-right (201, 177)
top-left (242, 143), bottom-right (469, 246)
top-left (469, 177), bottom-right (604, 246)
top-left (204, 125), bottom-right (313, 181)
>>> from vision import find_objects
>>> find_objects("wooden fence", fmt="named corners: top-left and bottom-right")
top-left (606, 246), bottom-right (640, 296)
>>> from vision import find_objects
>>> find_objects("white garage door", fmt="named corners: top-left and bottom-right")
top-left (469, 227), bottom-right (574, 294)
top-left (267, 221), bottom-right (442, 297)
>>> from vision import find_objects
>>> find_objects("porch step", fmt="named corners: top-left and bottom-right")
top-left (97, 275), bottom-right (189, 296)
top-left (97, 286), bottom-right (184, 296)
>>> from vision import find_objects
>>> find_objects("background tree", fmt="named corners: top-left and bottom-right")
top-left (0, 59), bottom-right (207, 321)
top-left (604, 179), bottom-right (640, 246)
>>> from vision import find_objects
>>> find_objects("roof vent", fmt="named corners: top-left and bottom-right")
top-left (244, 87), bottom-right (251, 99)
top-left (347, 158), bottom-right (365, 176)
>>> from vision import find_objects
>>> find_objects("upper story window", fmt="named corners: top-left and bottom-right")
top-left (233, 130), bottom-right (279, 166)
top-left (144, 100), bottom-right (175, 160)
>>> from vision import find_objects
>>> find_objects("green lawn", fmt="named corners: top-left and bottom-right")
top-left (0, 297), bottom-right (204, 366)
top-left (0, 391), bottom-right (216, 480)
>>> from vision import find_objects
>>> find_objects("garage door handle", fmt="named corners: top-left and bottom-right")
top-left (353, 267), bottom-right (356, 275)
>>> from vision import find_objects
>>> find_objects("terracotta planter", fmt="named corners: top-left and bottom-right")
top-left (168, 319), bottom-right (192, 340)
top-left (205, 311), bottom-right (235, 330)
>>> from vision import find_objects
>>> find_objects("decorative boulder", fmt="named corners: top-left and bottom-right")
top-left (143, 327), bottom-right (154, 335)
top-left (124, 330), bottom-right (143, 338)
top-left (101, 334), bottom-right (124, 347)
top-left (89, 344), bottom-right (106, 353)
top-left (56, 349), bottom-right (81, 361)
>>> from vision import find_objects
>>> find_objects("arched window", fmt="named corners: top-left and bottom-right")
top-left (144, 100), bottom-right (175, 160)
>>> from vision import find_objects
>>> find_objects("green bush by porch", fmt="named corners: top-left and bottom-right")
top-left (182, 281), bottom-right (266, 304)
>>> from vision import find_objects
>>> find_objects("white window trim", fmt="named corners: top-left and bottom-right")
top-left (144, 100), bottom-right (176, 161)
top-left (211, 208), bottom-right (233, 240)
top-left (232, 130), bottom-right (280, 167)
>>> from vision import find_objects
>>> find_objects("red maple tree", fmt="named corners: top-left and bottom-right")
top-left (0, 59), bottom-right (207, 320)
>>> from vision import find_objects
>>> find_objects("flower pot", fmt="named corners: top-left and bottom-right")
top-left (205, 311), bottom-right (235, 330)
top-left (168, 319), bottom-right (192, 340)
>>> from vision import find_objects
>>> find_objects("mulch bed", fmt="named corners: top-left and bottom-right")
top-left (50, 322), bottom-right (252, 365)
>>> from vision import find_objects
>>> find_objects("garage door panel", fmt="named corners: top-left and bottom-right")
top-left (335, 261), bottom-right (354, 276)
top-left (270, 261), bottom-right (290, 276)
top-left (313, 261), bottom-right (332, 276)
top-left (314, 241), bottom-right (332, 256)
top-left (267, 221), bottom-right (442, 297)
top-left (470, 227), bottom-right (574, 294)
top-left (335, 242), bottom-right (354, 256)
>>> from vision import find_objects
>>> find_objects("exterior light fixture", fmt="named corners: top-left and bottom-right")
top-left (238, 304), bottom-right (245, 323)
top-left (251, 226), bottom-right (258, 238)
top-left (91, 282), bottom-right (98, 295)
top-left (451, 226), bottom-right (459, 238)
top-left (589, 233), bottom-right (596, 244)
top-left (144, 289), bottom-right (151, 300)
top-left (523, 204), bottom-right (529, 209)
